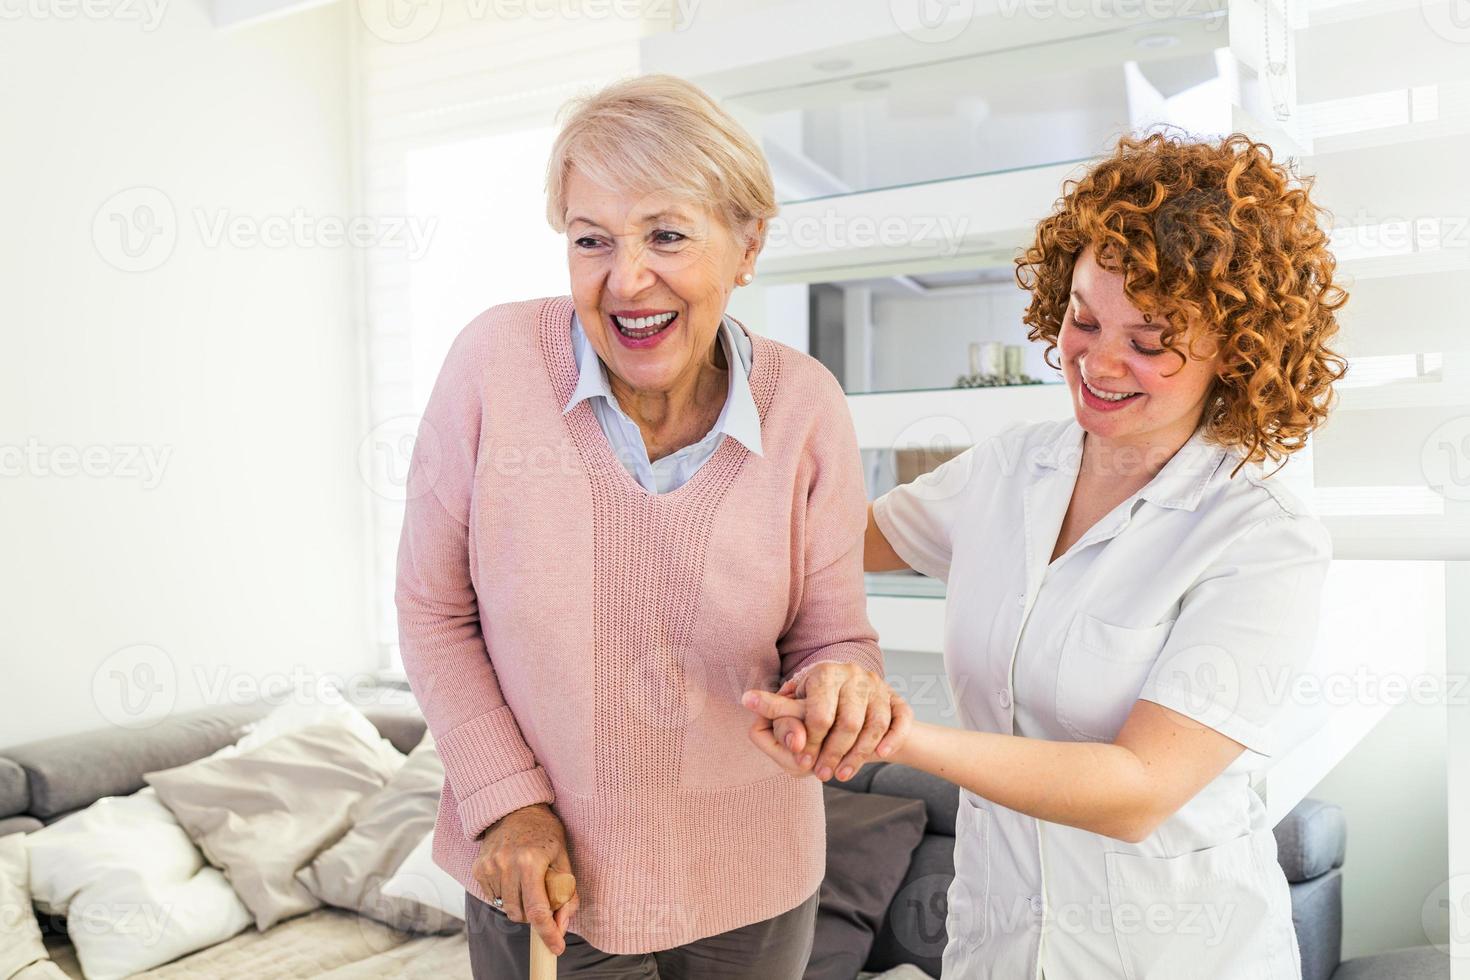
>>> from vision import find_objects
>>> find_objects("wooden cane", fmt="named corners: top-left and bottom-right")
top-left (529, 869), bottom-right (578, 980)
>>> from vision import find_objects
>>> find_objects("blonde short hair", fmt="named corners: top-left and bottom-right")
top-left (545, 74), bottom-right (778, 245)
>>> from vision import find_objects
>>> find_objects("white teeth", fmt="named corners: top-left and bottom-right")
top-left (1083, 379), bottom-right (1139, 402)
top-left (614, 312), bottom-right (675, 331)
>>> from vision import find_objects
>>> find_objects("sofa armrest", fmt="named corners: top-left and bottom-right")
top-left (1275, 797), bottom-right (1346, 883)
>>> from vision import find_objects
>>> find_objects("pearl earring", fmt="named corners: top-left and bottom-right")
top-left (738, 272), bottom-right (754, 286)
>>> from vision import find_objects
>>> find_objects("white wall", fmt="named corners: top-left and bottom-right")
top-left (0, 4), bottom-right (375, 744)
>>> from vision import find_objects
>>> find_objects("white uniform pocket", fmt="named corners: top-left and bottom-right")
top-left (1103, 829), bottom-right (1300, 980)
top-left (1056, 614), bottom-right (1174, 741)
top-left (944, 792), bottom-right (993, 954)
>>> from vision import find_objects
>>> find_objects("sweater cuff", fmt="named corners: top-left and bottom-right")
top-left (437, 705), bottom-right (551, 838)
top-left (458, 767), bottom-right (557, 841)
top-left (783, 641), bottom-right (885, 691)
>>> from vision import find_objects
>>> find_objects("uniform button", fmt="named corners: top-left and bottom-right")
top-left (997, 689), bottom-right (1012, 708)
top-left (1030, 895), bottom-right (1044, 914)
top-left (1016, 593), bottom-right (1025, 607)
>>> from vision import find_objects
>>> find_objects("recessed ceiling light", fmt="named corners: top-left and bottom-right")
top-left (1135, 33), bottom-right (1179, 49)
top-left (814, 58), bottom-right (853, 72)
top-left (853, 78), bottom-right (890, 91)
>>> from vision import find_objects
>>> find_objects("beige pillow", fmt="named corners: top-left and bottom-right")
top-left (296, 733), bottom-right (460, 934)
top-left (145, 723), bottom-right (403, 930)
top-left (10, 966), bottom-right (69, 980)
top-left (0, 833), bottom-right (51, 980)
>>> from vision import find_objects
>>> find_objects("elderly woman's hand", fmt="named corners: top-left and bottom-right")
top-left (742, 664), bottom-right (912, 782)
top-left (474, 803), bottom-right (579, 956)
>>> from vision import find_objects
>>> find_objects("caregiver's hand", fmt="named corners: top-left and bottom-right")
top-left (474, 803), bottom-right (579, 956)
top-left (743, 663), bottom-right (913, 782)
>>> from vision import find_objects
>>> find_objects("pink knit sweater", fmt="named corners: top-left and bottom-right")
top-left (394, 296), bottom-right (882, 954)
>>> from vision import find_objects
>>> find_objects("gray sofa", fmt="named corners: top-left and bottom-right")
top-left (0, 701), bottom-right (1450, 979)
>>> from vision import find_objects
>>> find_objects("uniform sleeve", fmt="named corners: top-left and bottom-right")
top-left (870, 446), bottom-right (978, 582)
top-left (1137, 512), bottom-right (1333, 757)
top-left (778, 375), bottom-right (884, 689)
top-left (394, 318), bottom-right (554, 840)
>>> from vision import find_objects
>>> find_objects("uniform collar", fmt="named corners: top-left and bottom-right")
top-left (1036, 418), bottom-right (1229, 512)
top-left (562, 312), bottom-right (764, 457)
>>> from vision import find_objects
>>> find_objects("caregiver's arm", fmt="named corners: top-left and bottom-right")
top-left (864, 502), bottom-right (910, 572)
top-left (890, 704), bottom-right (1246, 843)
top-left (757, 511), bottom-right (1333, 841)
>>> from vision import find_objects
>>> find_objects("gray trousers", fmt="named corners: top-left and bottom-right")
top-left (464, 889), bottom-right (819, 980)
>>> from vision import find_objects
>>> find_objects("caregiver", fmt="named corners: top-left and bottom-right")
top-left (395, 74), bottom-right (907, 978)
top-left (746, 131), bottom-right (1348, 978)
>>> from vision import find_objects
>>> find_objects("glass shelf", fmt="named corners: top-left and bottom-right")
top-left (865, 571), bottom-right (946, 600)
top-left (728, 15), bottom-right (1232, 202)
top-left (776, 157), bottom-right (1095, 207)
top-left (806, 266), bottom-right (1067, 395)
top-left (846, 380), bottom-right (1066, 398)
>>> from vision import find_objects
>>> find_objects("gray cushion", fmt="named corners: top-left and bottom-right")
top-left (807, 787), bottom-right (928, 980)
top-left (4, 702), bottom-right (269, 818)
top-left (1290, 869), bottom-right (1342, 980)
top-left (0, 757), bottom-right (28, 817)
top-left (869, 764), bottom-right (960, 837)
top-left (359, 707), bottom-right (427, 756)
top-left (0, 700), bottom-right (425, 820)
top-left (1273, 798), bottom-right (1346, 883)
top-left (0, 815), bottom-right (42, 837)
top-left (866, 833), bottom-right (953, 977)
top-left (1333, 945), bottom-right (1448, 980)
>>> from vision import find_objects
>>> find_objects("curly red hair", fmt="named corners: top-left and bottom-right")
top-left (1015, 131), bottom-right (1349, 470)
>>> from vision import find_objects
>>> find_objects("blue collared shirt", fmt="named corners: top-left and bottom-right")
top-left (563, 313), bottom-right (763, 494)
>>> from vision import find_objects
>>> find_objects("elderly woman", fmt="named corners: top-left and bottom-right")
top-left (747, 132), bottom-right (1348, 978)
top-left (394, 74), bottom-right (909, 978)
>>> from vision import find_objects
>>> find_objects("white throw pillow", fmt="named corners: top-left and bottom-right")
top-left (221, 699), bottom-right (393, 759)
top-left (0, 832), bottom-right (51, 980)
top-left (379, 830), bottom-right (465, 922)
top-left (24, 789), bottom-right (253, 980)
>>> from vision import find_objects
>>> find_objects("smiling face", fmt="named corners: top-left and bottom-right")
top-left (563, 169), bottom-right (759, 400)
top-left (1058, 246), bottom-right (1222, 454)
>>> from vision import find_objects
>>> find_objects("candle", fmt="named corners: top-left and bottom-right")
top-left (982, 342), bottom-right (1004, 377)
top-left (1004, 345), bottom-right (1024, 381)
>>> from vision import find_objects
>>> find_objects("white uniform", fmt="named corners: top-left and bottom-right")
top-left (872, 418), bottom-right (1331, 980)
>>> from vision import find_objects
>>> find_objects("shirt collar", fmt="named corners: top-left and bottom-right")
top-left (563, 312), bottom-right (763, 457)
top-left (1035, 418), bottom-right (1228, 512)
